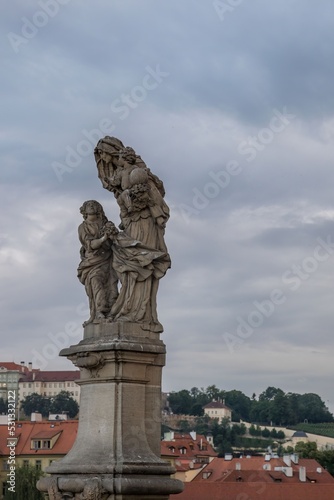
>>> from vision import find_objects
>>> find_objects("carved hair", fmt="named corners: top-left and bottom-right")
top-left (80, 200), bottom-right (108, 224)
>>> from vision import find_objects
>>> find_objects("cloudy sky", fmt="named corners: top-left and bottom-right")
top-left (1, 0), bottom-right (334, 412)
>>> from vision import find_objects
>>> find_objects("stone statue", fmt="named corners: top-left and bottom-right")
top-left (94, 136), bottom-right (170, 331)
top-left (79, 137), bottom-right (171, 331)
top-left (77, 200), bottom-right (118, 325)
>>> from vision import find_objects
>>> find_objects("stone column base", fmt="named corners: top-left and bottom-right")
top-left (37, 321), bottom-right (183, 499)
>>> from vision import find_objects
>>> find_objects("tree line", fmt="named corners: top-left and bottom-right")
top-left (19, 390), bottom-right (79, 418)
top-left (167, 385), bottom-right (333, 426)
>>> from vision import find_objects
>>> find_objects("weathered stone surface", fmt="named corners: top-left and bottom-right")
top-left (78, 138), bottom-right (171, 332)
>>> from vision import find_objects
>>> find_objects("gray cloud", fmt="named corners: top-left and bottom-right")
top-left (1, 0), bottom-right (334, 412)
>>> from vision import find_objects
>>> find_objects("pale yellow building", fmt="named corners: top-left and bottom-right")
top-left (203, 400), bottom-right (232, 423)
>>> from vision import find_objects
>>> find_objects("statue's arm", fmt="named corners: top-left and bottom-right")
top-left (78, 223), bottom-right (109, 252)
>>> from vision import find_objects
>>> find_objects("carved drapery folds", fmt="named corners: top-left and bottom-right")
top-left (78, 138), bottom-right (171, 333)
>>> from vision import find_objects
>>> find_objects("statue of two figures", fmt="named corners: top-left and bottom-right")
top-left (78, 137), bottom-right (171, 333)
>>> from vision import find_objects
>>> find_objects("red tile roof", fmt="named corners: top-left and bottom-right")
top-left (31, 430), bottom-right (62, 439)
top-left (20, 371), bottom-right (80, 382)
top-left (192, 456), bottom-right (334, 484)
top-left (170, 482), bottom-right (334, 500)
top-left (162, 433), bottom-right (217, 461)
top-left (0, 421), bottom-right (78, 456)
top-left (0, 362), bottom-right (29, 372)
top-left (203, 401), bottom-right (231, 410)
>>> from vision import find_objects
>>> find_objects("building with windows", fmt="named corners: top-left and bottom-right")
top-left (0, 419), bottom-right (78, 498)
top-left (0, 362), bottom-right (81, 407)
top-left (18, 370), bottom-right (81, 404)
top-left (203, 400), bottom-right (232, 423)
top-left (0, 362), bottom-right (33, 404)
top-left (170, 454), bottom-right (334, 500)
top-left (161, 431), bottom-right (217, 482)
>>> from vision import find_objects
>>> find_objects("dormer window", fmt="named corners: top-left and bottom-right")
top-left (32, 439), bottom-right (51, 450)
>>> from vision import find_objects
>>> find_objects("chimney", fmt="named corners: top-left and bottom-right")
top-left (299, 466), bottom-right (306, 482)
top-left (283, 455), bottom-right (291, 467)
top-left (283, 467), bottom-right (293, 477)
top-left (316, 467), bottom-right (322, 474)
top-left (31, 412), bottom-right (42, 422)
top-left (189, 431), bottom-right (196, 440)
top-left (236, 462), bottom-right (241, 470)
top-left (290, 453), bottom-right (299, 464)
top-left (20, 361), bottom-right (25, 373)
top-left (28, 362), bottom-right (32, 372)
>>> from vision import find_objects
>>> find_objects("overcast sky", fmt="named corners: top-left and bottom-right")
top-left (1, 0), bottom-right (334, 412)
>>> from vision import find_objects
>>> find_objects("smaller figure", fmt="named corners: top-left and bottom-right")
top-left (77, 200), bottom-right (118, 326)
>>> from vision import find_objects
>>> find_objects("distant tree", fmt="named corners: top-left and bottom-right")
top-left (50, 391), bottom-right (79, 418)
top-left (4, 465), bottom-right (44, 499)
top-left (178, 419), bottom-right (191, 433)
top-left (259, 387), bottom-right (284, 402)
top-left (205, 385), bottom-right (221, 402)
top-left (270, 428), bottom-right (278, 439)
top-left (0, 397), bottom-right (7, 414)
top-left (225, 390), bottom-right (251, 422)
top-left (262, 428), bottom-right (270, 438)
top-left (250, 399), bottom-right (270, 424)
top-left (318, 450), bottom-right (334, 476)
top-left (168, 390), bottom-right (193, 414)
top-left (276, 430), bottom-right (285, 440)
top-left (21, 393), bottom-right (50, 418)
top-left (233, 423), bottom-right (247, 436)
top-left (297, 393), bottom-right (333, 423)
top-left (294, 441), bottom-right (318, 459)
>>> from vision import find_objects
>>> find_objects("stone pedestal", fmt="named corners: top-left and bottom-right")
top-left (37, 322), bottom-right (183, 499)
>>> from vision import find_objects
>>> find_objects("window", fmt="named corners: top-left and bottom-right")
top-left (3, 461), bottom-right (10, 471)
top-left (3, 482), bottom-right (7, 496)
top-left (28, 383), bottom-right (31, 388)
top-left (179, 447), bottom-right (187, 455)
top-left (33, 440), bottom-right (41, 449)
top-left (23, 383), bottom-right (26, 388)
top-left (23, 460), bottom-right (29, 468)
top-left (32, 439), bottom-right (51, 450)
top-left (35, 460), bottom-right (42, 470)
top-left (54, 383), bottom-right (57, 388)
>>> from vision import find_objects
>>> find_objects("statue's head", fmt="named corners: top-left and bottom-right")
top-left (80, 200), bottom-right (106, 220)
top-left (95, 136), bottom-right (125, 163)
